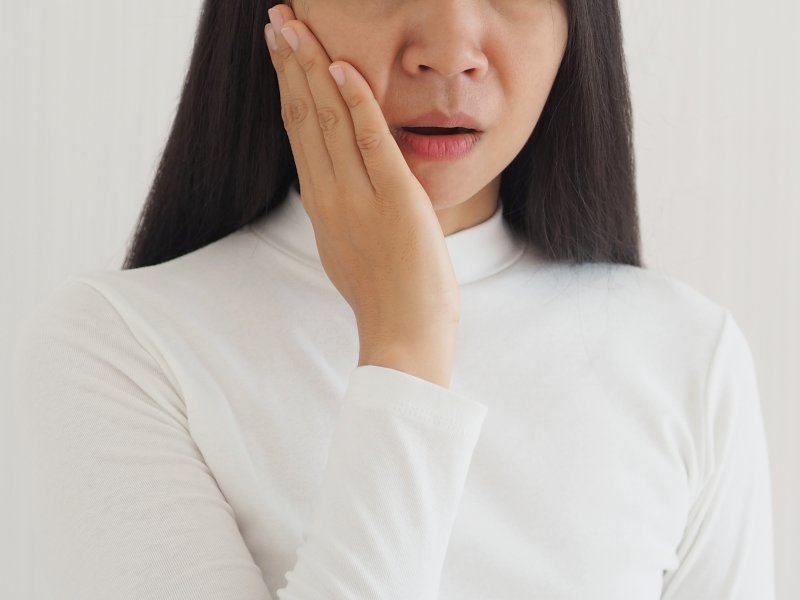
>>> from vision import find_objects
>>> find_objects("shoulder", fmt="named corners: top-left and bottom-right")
top-left (13, 275), bottom-right (162, 385)
top-left (593, 262), bottom-right (724, 319)
top-left (12, 274), bottom-right (188, 420)
top-left (36, 226), bottom-right (265, 324)
top-left (539, 260), bottom-right (729, 330)
top-left (15, 278), bottom-right (119, 352)
top-left (546, 261), bottom-right (737, 370)
top-left (13, 224), bottom-right (276, 378)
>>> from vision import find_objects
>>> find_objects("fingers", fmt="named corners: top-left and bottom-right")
top-left (265, 4), bottom-right (411, 207)
top-left (272, 19), bottom-right (374, 201)
top-left (324, 60), bottom-right (411, 198)
top-left (265, 6), bottom-right (323, 214)
top-left (266, 3), bottom-right (366, 215)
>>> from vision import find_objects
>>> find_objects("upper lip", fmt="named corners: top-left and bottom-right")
top-left (398, 110), bottom-right (483, 132)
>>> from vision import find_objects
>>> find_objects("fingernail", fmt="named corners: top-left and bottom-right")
top-left (268, 8), bottom-right (284, 32)
top-left (329, 65), bottom-right (346, 87)
top-left (281, 26), bottom-right (299, 51)
top-left (266, 25), bottom-right (278, 51)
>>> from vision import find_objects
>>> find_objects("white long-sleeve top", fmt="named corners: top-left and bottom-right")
top-left (12, 182), bottom-right (775, 599)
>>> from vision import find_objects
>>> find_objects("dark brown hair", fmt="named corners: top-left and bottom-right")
top-left (122, 0), bottom-right (643, 270)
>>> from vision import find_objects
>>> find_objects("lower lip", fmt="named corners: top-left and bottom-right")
top-left (395, 129), bottom-right (482, 161)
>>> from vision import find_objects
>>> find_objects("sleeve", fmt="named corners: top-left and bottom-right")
top-left (13, 279), bottom-right (488, 600)
top-left (12, 279), bottom-right (275, 599)
top-left (660, 310), bottom-right (776, 599)
top-left (275, 365), bottom-right (487, 600)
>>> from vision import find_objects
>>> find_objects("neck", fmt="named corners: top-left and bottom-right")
top-left (433, 177), bottom-right (501, 236)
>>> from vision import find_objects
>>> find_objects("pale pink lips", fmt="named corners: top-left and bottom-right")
top-left (395, 128), bottom-right (482, 161)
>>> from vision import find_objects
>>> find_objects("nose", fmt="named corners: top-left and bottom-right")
top-left (401, 0), bottom-right (489, 79)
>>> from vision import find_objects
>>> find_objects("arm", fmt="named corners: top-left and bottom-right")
top-left (276, 364), bottom-right (485, 599)
top-left (12, 280), bottom-right (274, 599)
top-left (13, 279), bottom-right (486, 599)
top-left (660, 310), bottom-right (775, 599)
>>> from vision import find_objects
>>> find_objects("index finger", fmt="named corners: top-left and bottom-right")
top-left (325, 60), bottom-right (413, 197)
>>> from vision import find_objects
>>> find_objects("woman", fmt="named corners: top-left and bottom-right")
top-left (13, 1), bottom-right (774, 598)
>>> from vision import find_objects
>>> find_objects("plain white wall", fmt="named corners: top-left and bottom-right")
top-left (2, 1), bottom-right (797, 597)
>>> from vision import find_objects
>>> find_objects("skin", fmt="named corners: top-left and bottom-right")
top-left (286, 0), bottom-right (569, 236)
top-left (264, 1), bottom-right (568, 387)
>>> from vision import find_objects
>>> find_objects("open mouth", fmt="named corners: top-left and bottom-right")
top-left (401, 127), bottom-right (477, 135)
top-left (395, 127), bottom-right (482, 160)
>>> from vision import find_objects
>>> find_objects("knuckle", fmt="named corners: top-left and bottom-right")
top-left (317, 107), bottom-right (341, 135)
top-left (297, 54), bottom-right (315, 74)
top-left (279, 105), bottom-right (291, 129)
top-left (275, 45), bottom-right (294, 62)
top-left (344, 92), bottom-right (366, 111)
top-left (270, 56), bottom-right (286, 74)
top-left (282, 97), bottom-right (311, 129)
top-left (355, 129), bottom-right (384, 152)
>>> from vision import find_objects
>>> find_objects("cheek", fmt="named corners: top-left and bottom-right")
top-left (511, 2), bottom-right (569, 65)
top-left (303, 10), bottom-right (370, 64)
top-left (504, 20), bottom-right (567, 95)
top-left (497, 38), bottom-right (565, 132)
top-left (305, 21), bottom-right (390, 96)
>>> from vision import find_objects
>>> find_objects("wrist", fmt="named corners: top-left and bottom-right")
top-left (358, 339), bottom-right (455, 389)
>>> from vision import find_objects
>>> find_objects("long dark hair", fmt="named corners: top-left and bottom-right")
top-left (122, 0), bottom-right (642, 271)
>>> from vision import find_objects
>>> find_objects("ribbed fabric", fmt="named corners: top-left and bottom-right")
top-left (12, 183), bottom-right (774, 599)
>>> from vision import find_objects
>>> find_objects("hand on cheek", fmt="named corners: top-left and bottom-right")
top-left (264, 4), bottom-right (462, 387)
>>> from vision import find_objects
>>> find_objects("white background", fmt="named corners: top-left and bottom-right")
top-left (2, 1), bottom-right (798, 597)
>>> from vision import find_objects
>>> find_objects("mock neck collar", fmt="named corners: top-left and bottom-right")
top-left (248, 181), bottom-right (532, 285)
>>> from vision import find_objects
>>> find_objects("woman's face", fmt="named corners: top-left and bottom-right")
top-left (290, 0), bottom-right (569, 220)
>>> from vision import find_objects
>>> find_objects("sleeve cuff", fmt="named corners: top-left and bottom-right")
top-left (344, 364), bottom-right (488, 440)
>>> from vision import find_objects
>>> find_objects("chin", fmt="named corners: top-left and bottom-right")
top-left (424, 186), bottom-right (474, 214)
top-left (410, 166), bottom-right (464, 198)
